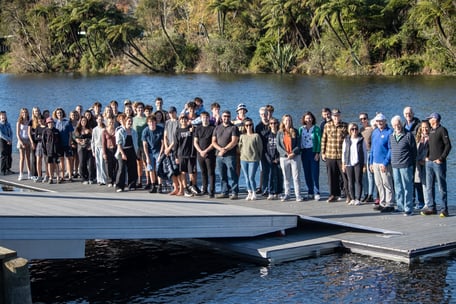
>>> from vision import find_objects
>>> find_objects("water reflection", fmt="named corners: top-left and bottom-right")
top-left (29, 240), bottom-right (456, 303)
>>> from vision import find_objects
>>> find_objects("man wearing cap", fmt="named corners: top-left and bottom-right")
top-left (321, 108), bottom-right (348, 202)
top-left (369, 113), bottom-right (395, 212)
top-left (421, 112), bottom-right (452, 217)
top-left (212, 110), bottom-right (240, 199)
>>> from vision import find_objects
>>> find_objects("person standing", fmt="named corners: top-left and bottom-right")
top-left (299, 111), bottom-right (322, 201)
top-left (239, 118), bottom-right (263, 200)
top-left (212, 110), bottom-right (240, 199)
top-left (415, 121), bottom-right (430, 211)
top-left (132, 102), bottom-right (148, 189)
top-left (115, 114), bottom-right (138, 192)
top-left (194, 111), bottom-right (216, 197)
top-left (0, 111), bottom-right (13, 175)
top-left (264, 117), bottom-right (283, 200)
top-left (255, 106), bottom-right (271, 197)
top-left (42, 117), bottom-right (61, 184)
top-left (142, 114), bottom-right (164, 193)
top-left (174, 114), bottom-right (197, 197)
top-left (28, 106), bottom-right (41, 180)
top-left (277, 114), bottom-right (303, 202)
top-left (403, 106), bottom-right (423, 210)
top-left (91, 115), bottom-right (107, 185)
top-left (321, 109), bottom-right (348, 202)
top-left (359, 113), bottom-right (375, 203)
top-left (320, 107), bottom-right (332, 131)
top-left (342, 122), bottom-right (367, 206)
top-left (163, 106), bottom-right (180, 194)
top-left (16, 108), bottom-right (31, 180)
top-left (74, 116), bottom-right (95, 185)
top-left (421, 113), bottom-right (452, 217)
top-left (102, 117), bottom-right (118, 187)
top-left (370, 113), bottom-right (395, 212)
top-left (390, 115), bottom-right (417, 216)
top-left (53, 108), bottom-right (74, 182)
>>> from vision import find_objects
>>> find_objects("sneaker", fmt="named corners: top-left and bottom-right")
top-left (229, 194), bottom-right (239, 200)
top-left (189, 185), bottom-right (201, 195)
top-left (251, 192), bottom-right (257, 201)
top-left (314, 194), bottom-right (321, 201)
top-left (404, 212), bottom-right (413, 217)
top-left (296, 196), bottom-right (304, 202)
top-left (184, 187), bottom-right (193, 197)
top-left (116, 188), bottom-right (124, 193)
top-left (421, 208), bottom-right (437, 216)
top-left (267, 194), bottom-right (274, 200)
top-left (18, 174), bottom-right (24, 181)
top-left (439, 211), bottom-right (449, 218)
top-left (326, 195), bottom-right (337, 203)
top-left (42, 176), bottom-right (49, 183)
top-left (348, 200), bottom-right (357, 206)
top-left (48, 179), bottom-right (53, 184)
top-left (280, 194), bottom-right (290, 202)
top-left (82, 181), bottom-right (89, 185)
top-left (380, 206), bottom-right (395, 213)
top-left (149, 185), bottom-right (158, 193)
top-left (353, 200), bottom-right (362, 206)
top-left (107, 183), bottom-right (113, 188)
top-left (245, 192), bottom-right (252, 201)
top-left (372, 204), bottom-right (383, 211)
top-left (216, 193), bottom-right (229, 199)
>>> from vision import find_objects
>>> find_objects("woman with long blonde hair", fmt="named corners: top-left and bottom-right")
top-left (276, 114), bottom-right (303, 202)
top-left (16, 108), bottom-right (31, 180)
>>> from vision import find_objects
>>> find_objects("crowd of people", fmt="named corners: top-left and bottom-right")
top-left (0, 99), bottom-right (451, 217)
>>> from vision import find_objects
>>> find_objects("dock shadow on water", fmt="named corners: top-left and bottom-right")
top-left (29, 240), bottom-right (456, 303)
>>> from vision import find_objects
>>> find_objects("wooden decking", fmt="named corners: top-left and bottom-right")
top-left (1, 171), bottom-right (455, 264)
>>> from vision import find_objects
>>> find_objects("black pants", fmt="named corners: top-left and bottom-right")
top-left (345, 164), bottom-right (363, 200)
top-left (197, 154), bottom-right (216, 195)
top-left (0, 139), bottom-right (12, 173)
top-left (116, 147), bottom-right (137, 190)
top-left (326, 158), bottom-right (348, 197)
top-left (105, 148), bottom-right (117, 185)
top-left (78, 146), bottom-right (95, 182)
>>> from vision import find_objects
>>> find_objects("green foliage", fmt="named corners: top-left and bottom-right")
top-left (202, 38), bottom-right (249, 73)
top-left (0, 0), bottom-right (455, 74)
top-left (382, 57), bottom-right (424, 75)
top-left (267, 43), bottom-right (297, 74)
top-left (0, 53), bottom-right (11, 72)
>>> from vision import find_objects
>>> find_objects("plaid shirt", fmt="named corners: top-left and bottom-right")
top-left (321, 121), bottom-right (348, 159)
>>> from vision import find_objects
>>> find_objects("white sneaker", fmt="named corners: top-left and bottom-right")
top-left (348, 200), bottom-right (356, 205)
top-left (280, 194), bottom-right (290, 202)
top-left (251, 192), bottom-right (257, 201)
top-left (18, 174), bottom-right (24, 181)
top-left (353, 200), bottom-right (362, 206)
top-left (314, 194), bottom-right (321, 201)
top-left (267, 194), bottom-right (274, 200)
top-left (245, 192), bottom-right (252, 201)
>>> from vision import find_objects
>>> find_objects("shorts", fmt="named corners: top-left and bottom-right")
top-left (178, 157), bottom-right (196, 173)
top-left (146, 152), bottom-right (159, 171)
top-left (35, 142), bottom-right (44, 157)
top-left (136, 148), bottom-right (146, 162)
top-left (58, 146), bottom-right (73, 158)
top-left (17, 140), bottom-right (31, 150)
top-left (47, 156), bottom-right (60, 164)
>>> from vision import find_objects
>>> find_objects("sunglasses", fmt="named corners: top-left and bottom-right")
top-left (351, 128), bottom-right (358, 131)
top-left (245, 124), bottom-right (253, 127)
top-left (359, 117), bottom-right (367, 121)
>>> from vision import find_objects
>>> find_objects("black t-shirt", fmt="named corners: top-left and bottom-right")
top-left (194, 124), bottom-right (215, 156)
top-left (175, 126), bottom-right (195, 158)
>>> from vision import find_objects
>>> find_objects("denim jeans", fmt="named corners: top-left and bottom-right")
top-left (216, 154), bottom-right (239, 195)
top-left (425, 160), bottom-right (448, 212)
top-left (392, 166), bottom-right (414, 213)
top-left (363, 152), bottom-right (375, 196)
top-left (241, 160), bottom-right (260, 192)
top-left (300, 148), bottom-right (320, 195)
top-left (260, 157), bottom-right (271, 194)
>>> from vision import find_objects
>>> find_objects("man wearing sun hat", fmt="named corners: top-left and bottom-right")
top-left (369, 112), bottom-right (395, 212)
top-left (421, 112), bottom-right (452, 217)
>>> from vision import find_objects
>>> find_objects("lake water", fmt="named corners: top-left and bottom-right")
top-left (1, 73), bottom-right (455, 303)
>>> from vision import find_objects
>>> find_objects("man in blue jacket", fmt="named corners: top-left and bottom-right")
top-left (369, 113), bottom-right (395, 212)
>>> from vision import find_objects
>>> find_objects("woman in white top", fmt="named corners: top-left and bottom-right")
top-left (91, 115), bottom-right (107, 185)
top-left (342, 122), bottom-right (367, 205)
top-left (16, 108), bottom-right (31, 180)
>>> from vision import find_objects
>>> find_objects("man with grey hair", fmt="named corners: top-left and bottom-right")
top-left (390, 115), bottom-right (417, 216)
top-left (403, 106), bottom-right (424, 209)
top-left (370, 113), bottom-right (395, 212)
